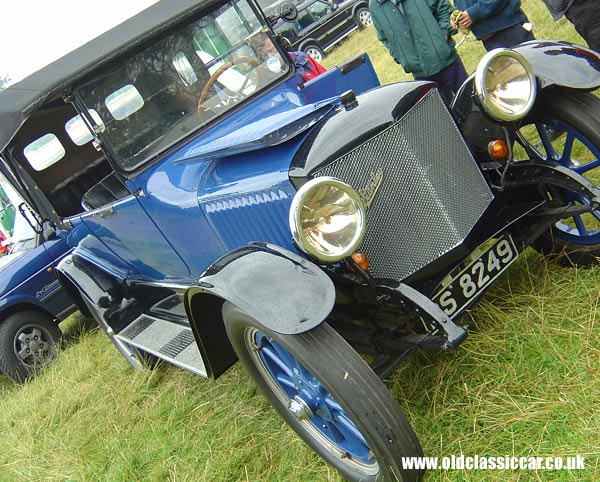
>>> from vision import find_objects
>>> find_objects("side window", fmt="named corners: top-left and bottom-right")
top-left (172, 52), bottom-right (199, 86)
top-left (105, 84), bottom-right (145, 120)
top-left (65, 110), bottom-right (104, 146)
top-left (23, 134), bottom-right (65, 171)
top-left (296, 11), bottom-right (314, 30)
top-left (307, 1), bottom-right (333, 20)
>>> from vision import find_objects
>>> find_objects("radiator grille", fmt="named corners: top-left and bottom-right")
top-left (315, 90), bottom-right (494, 280)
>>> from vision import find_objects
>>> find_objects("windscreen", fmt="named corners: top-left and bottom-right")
top-left (76, 0), bottom-right (289, 171)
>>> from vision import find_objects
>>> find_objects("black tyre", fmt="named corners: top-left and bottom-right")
top-left (303, 44), bottom-right (324, 63)
top-left (223, 302), bottom-right (424, 482)
top-left (355, 7), bottom-right (372, 28)
top-left (0, 311), bottom-right (61, 382)
top-left (517, 92), bottom-right (600, 265)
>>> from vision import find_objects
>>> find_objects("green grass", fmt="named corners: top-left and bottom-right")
top-left (1, 2), bottom-right (599, 481)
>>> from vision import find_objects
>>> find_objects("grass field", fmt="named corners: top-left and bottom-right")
top-left (1, 1), bottom-right (599, 481)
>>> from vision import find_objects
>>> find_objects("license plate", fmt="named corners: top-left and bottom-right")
top-left (432, 235), bottom-right (518, 318)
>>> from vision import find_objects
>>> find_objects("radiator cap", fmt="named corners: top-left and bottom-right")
top-left (340, 90), bottom-right (358, 111)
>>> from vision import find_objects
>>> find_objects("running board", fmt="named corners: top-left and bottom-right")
top-left (115, 314), bottom-right (207, 377)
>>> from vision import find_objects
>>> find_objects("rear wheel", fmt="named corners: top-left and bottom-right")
top-left (303, 44), bottom-right (324, 63)
top-left (0, 311), bottom-right (61, 382)
top-left (223, 302), bottom-right (423, 482)
top-left (517, 92), bottom-right (600, 265)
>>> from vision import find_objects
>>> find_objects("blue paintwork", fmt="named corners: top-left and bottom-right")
top-left (68, 67), bottom-right (379, 281)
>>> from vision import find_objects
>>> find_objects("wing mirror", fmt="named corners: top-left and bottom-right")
top-left (267, 2), bottom-right (298, 25)
top-left (18, 202), bottom-right (54, 239)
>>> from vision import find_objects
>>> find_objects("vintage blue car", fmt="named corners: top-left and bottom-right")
top-left (1, 0), bottom-right (599, 479)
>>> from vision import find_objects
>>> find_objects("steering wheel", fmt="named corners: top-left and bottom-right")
top-left (197, 56), bottom-right (261, 114)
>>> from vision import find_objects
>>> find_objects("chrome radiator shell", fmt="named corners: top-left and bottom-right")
top-left (314, 90), bottom-right (494, 280)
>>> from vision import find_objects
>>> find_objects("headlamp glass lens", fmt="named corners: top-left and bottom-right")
top-left (290, 179), bottom-right (366, 262)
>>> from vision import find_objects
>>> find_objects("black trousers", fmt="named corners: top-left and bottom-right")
top-left (566, 0), bottom-right (600, 52)
top-left (482, 22), bottom-right (535, 51)
top-left (414, 57), bottom-right (468, 105)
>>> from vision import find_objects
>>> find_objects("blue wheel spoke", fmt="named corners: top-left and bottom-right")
top-left (558, 130), bottom-right (575, 163)
top-left (261, 345), bottom-right (293, 377)
top-left (574, 194), bottom-right (591, 205)
top-left (324, 397), bottom-right (343, 412)
top-left (333, 412), bottom-right (368, 446)
top-left (275, 374), bottom-right (297, 391)
top-left (323, 398), bottom-right (370, 447)
top-left (320, 417), bottom-right (346, 444)
top-left (270, 340), bottom-right (304, 373)
top-left (573, 214), bottom-right (588, 235)
top-left (536, 124), bottom-right (559, 159)
top-left (572, 157), bottom-right (600, 175)
top-left (317, 412), bottom-right (370, 459)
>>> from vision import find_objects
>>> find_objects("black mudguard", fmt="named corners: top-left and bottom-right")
top-left (453, 41), bottom-right (600, 129)
top-left (452, 41), bottom-right (600, 162)
top-left (514, 40), bottom-right (600, 91)
top-left (185, 242), bottom-right (335, 335)
top-left (184, 242), bottom-right (335, 378)
top-left (56, 254), bottom-right (133, 324)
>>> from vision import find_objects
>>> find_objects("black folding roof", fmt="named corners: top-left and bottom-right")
top-left (0, 0), bottom-right (224, 152)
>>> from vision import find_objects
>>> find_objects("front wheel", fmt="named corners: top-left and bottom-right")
top-left (517, 91), bottom-right (600, 265)
top-left (223, 302), bottom-right (423, 482)
top-left (0, 311), bottom-right (61, 382)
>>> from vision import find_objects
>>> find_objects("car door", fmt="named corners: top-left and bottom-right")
top-left (75, 192), bottom-right (191, 281)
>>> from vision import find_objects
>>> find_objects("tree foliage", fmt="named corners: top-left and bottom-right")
top-left (0, 74), bottom-right (10, 91)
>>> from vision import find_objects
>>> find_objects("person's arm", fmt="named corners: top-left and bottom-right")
top-left (369, 6), bottom-right (391, 50)
top-left (540, 0), bottom-right (569, 20)
top-left (461, 0), bottom-right (510, 24)
top-left (434, 0), bottom-right (457, 39)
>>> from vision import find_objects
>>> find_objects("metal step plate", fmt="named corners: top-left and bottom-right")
top-left (116, 314), bottom-right (207, 377)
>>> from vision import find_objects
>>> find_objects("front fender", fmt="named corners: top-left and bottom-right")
top-left (184, 243), bottom-right (335, 379)
top-left (513, 40), bottom-right (600, 91)
top-left (185, 242), bottom-right (335, 335)
top-left (453, 40), bottom-right (600, 123)
top-left (451, 41), bottom-right (600, 161)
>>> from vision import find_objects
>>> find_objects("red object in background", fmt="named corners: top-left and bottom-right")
top-left (0, 231), bottom-right (7, 255)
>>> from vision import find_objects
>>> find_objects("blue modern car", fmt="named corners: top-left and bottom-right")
top-left (0, 205), bottom-right (76, 382)
top-left (0, 0), bottom-right (599, 479)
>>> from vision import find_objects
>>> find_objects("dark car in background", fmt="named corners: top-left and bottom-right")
top-left (273, 0), bottom-right (371, 61)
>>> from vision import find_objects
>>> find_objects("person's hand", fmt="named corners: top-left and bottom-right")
top-left (458, 11), bottom-right (473, 28)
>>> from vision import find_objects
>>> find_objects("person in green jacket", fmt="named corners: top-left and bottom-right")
top-left (369, 0), bottom-right (468, 104)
